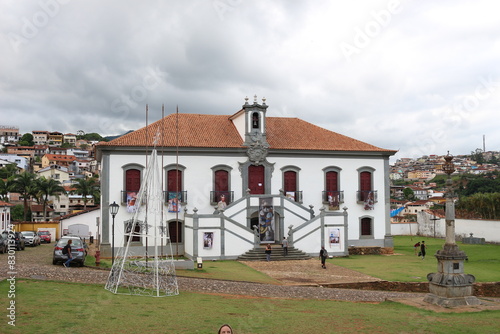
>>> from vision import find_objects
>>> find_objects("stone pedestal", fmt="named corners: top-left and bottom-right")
top-left (424, 244), bottom-right (481, 307)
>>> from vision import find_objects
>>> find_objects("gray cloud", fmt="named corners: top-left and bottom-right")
top-left (1, 0), bottom-right (499, 161)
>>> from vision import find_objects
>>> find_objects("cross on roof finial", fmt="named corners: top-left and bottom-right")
top-left (254, 94), bottom-right (257, 103)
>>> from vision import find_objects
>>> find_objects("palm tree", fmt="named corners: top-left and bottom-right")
top-left (0, 178), bottom-right (10, 201)
top-left (9, 172), bottom-right (37, 221)
top-left (0, 163), bottom-right (18, 179)
top-left (71, 177), bottom-right (100, 210)
top-left (36, 177), bottom-right (66, 221)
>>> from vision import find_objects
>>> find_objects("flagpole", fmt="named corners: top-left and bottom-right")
top-left (175, 105), bottom-right (179, 257)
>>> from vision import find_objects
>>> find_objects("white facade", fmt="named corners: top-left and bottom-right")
top-left (97, 100), bottom-right (396, 259)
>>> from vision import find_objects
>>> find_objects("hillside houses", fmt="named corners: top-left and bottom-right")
top-left (390, 153), bottom-right (500, 181)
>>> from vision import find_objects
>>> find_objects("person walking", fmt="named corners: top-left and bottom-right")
top-left (63, 239), bottom-right (73, 267)
top-left (414, 241), bottom-right (421, 256)
top-left (420, 240), bottom-right (427, 260)
top-left (319, 246), bottom-right (328, 269)
top-left (281, 237), bottom-right (289, 256)
top-left (265, 244), bottom-right (272, 262)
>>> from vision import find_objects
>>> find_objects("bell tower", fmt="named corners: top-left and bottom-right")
top-left (243, 95), bottom-right (269, 147)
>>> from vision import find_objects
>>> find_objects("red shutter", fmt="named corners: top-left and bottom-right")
top-left (360, 171), bottom-right (372, 191)
top-left (167, 170), bottom-right (182, 192)
top-left (214, 170), bottom-right (229, 192)
top-left (284, 171), bottom-right (296, 192)
top-left (325, 171), bottom-right (338, 192)
top-left (126, 169), bottom-right (141, 192)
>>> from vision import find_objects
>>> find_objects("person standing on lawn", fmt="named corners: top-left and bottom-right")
top-left (420, 240), bottom-right (427, 260)
top-left (319, 246), bottom-right (328, 269)
top-left (63, 239), bottom-right (73, 267)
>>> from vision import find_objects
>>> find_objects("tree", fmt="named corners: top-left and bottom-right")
top-left (36, 177), bottom-right (66, 221)
top-left (403, 187), bottom-right (415, 201)
top-left (71, 177), bottom-right (100, 210)
top-left (0, 163), bottom-right (18, 179)
top-left (470, 148), bottom-right (485, 164)
top-left (0, 178), bottom-right (10, 201)
top-left (9, 172), bottom-right (37, 221)
top-left (457, 192), bottom-right (500, 220)
top-left (82, 133), bottom-right (104, 142)
top-left (10, 204), bottom-right (28, 222)
top-left (18, 133), bottom-right (34, 146)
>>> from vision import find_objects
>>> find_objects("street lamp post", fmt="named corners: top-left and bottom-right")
top-left (109, 202), bottom-right (119, 265)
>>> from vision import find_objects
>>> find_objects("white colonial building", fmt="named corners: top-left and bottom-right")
top-left (96, 98), bottom-right (397, 260)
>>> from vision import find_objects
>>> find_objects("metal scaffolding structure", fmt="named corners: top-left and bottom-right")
top-left (105, 146), bottom-right (179, 297)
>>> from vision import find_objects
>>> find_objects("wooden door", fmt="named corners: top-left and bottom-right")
top-left (248, 165), bottom-right (265, 194)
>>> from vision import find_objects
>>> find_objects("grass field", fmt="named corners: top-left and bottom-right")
top-left (333, 236), bottom-right (500, 282)
top-left (1, 236), bottom-right (499, 333)
top-left (1, 279), bottom-right (499, 334)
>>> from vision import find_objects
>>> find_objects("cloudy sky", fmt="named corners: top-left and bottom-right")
top-left (1, 0), bottom-right (499, 162)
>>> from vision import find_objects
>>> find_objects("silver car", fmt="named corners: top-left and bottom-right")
top-left (21, 231), bottom-right (41, 247)
top-left (53, 236), bottom-right (87, 266)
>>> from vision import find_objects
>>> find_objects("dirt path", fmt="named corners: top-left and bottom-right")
top-left (241, 259), bottom-right (381, 285)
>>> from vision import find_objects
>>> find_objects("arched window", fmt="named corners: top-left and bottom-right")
top-left (122, 164), bottom-right (144, 204)
top-left (360, 217), bottom-right (373, 238)
top-left (252, 112), bottom-right (260, 129)
top-left (165, 164), bottom-right (186, 203)
top-left (281, 165), bottom-right (301, 202)
top-left (323, 166), bottom-right (343, 207)
top-left (211, 165), bottom-right (232, 205)
top-left (357, 167), bottom-right (376, 203)
top-left (169, 221), bottom-right (183, 243)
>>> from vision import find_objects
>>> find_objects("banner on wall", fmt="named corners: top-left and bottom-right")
top-left (328, 228), bottom-right (341, 250)
top-left (259, 197), bottom-right (275, 242)
top-left (126, 192), bottom-right (138, 213)
top-left (167, 192), bottom-right (181, 213)
top-left (203, 232), bottom-right (214, 249)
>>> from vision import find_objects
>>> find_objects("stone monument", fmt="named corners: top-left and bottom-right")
top-left (424, 152), bottom-right (481, 307)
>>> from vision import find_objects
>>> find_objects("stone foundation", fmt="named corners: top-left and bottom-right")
top-left (348, 246), bottom-right (394, 255)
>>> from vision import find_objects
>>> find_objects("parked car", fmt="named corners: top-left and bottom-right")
top-left (21, 231), bottom-right (41, 247)
top-left (0, 233), bottom-right (8, 253)
top-left (1, 231), bottom-right (25, 251)
top-left (37, 230), bottom-right (52, 243)
top-left (53, 236), bottom-right (87, 266)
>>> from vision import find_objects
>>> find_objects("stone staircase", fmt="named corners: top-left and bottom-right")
top-left (238, 245), bottom-right (311, 261)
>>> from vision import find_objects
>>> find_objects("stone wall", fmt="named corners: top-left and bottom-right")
top-left (348, 246), bottom-right (394, 255)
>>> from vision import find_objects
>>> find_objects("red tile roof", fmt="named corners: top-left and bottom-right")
top-left (44, 154), bottom-right (77, 162)
top-left (98, 113), bottom-right (396, 153)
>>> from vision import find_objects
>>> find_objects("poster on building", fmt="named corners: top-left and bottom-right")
top-left (327, 192), bottom-right (339, 210)
top-left (203, 232), bottom-right (214, 249)
top-left (328, 228), bottom-right (341, 250)
top-left (126, 192), bottom-right (138, 213)
top-left (217, 194), bottom-right (227, 210)
top-left (259, 197), bottom-right (275, 242)
top-left (168, 192), bottom-right (181, 213)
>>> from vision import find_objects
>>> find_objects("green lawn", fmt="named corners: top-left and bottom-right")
top-left (1, 280), bottom-right (499, 334)
top-left (331, 236), bottom-right (500, 282)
